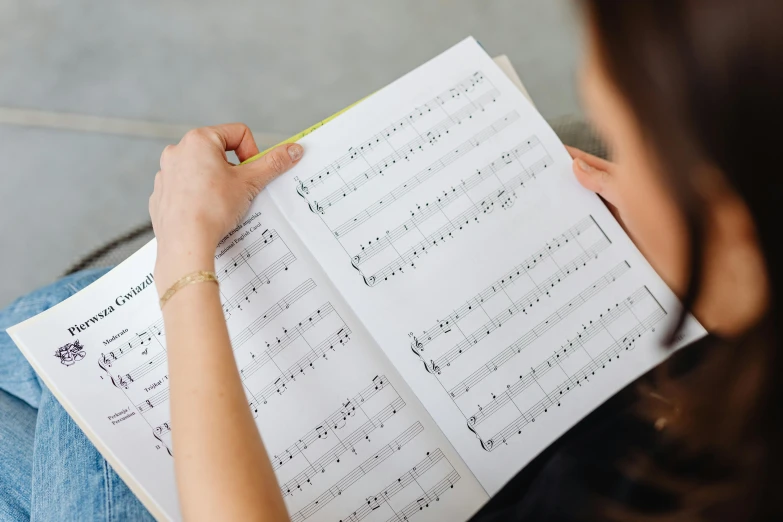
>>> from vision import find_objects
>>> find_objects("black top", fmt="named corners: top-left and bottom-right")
top-left (470, 337), bottom-right (709, 521)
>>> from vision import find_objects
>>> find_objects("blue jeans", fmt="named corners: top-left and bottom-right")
top-left (0, 269), bottom-right (154, 522)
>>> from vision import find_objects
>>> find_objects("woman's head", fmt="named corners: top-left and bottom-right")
top-left (578, 0), bottom-right (777, 337)
top-left (574, 1), bottom-right (783, 519)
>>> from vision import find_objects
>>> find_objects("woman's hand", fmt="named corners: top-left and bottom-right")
top-left (149, 123), bottom-right (304, 292)
top-left (566, 145), bottom-right (627, 230)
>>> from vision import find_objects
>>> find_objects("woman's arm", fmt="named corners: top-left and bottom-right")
top-left (149, 124), bottom-right (304, 521)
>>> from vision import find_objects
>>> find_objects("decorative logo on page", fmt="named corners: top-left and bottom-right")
top-left (54, 340), bottom-right (86, 367)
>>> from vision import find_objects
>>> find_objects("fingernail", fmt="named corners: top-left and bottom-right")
top-left (287, 143), bottom-right (304, 162)
top-left (577, 158), bottom-right (592, 172)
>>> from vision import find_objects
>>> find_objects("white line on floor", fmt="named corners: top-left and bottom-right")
top-left (0, 106), bottom-right (288, 147)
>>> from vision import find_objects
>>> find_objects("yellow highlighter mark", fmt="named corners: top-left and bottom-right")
top-left (240, 96), bottom-right (369, 165)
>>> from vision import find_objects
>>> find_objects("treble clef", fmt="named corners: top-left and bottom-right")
top-left (350, 256), bottom-right (376, 287)
top-left (295, 179), bottom-right (309, 196)
top-left (466, 417), bottom-right (493, 451)
top-left (409, 335), bottom-right (424, 356)
top-left (98, 353), bottom-right (112, 371)
top-left (305, 199), bottom-right (324, 215)
top-left (108, 374), bottom-right (122, 390)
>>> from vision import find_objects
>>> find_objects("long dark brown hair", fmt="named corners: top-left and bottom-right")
top-left (584, 1), bottom-right (782, 520)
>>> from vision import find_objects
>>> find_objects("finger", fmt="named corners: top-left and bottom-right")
top-left (238, 143), bottom-right (304, 196)
top-left (148, 193), bottom-right (157, 223)
top-left (565, 145), bottom-right (616, 174)
top-left (207, 123), bottom-right (260, 163)
top-left (160, 145), bottom-right (175, 170)
top-left (572, 154), bottom-right (621, 207)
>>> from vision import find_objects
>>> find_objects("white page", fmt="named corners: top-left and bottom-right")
top-left (8, 191), bottom-right (488, 521)
top-left (266, 37), bottom-right (707, 494)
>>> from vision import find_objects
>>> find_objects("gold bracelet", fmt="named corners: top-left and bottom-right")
top-left (159, 270), bottom-right (218, 309)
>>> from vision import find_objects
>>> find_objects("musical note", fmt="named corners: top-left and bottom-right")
top-left (125, 351), bottom-right (166, 384)
top-left (411, 217), bottom-right (604, 348)
top-left (357, 165), bottom-right (563, 287)
top-left (470, 292), bottom-right (666, 449)
top-left (222, 251), bottom-right (300, 316)
top-left (287, 422), bottom-right (423, 519)
top-left (294, 72), bottom-right (492, 198)
top-left (218, 229), bottom-right (280, 281)
top-left (230, 279), bottom-right (315, 350)
top-left (269, 376), bottom-right (403, 478)
top-left (238, 302), bottom-right (336, 380)
top-left (334, 123), bottom-right (533, 242)
top-left (333, 449), bottom-right (460, 522)
top-left (303, 99), bottom-right (506, 221)
top-left (433, 261), bottom-right (628, 380)
top-left (249, 324), bottom-right (353, 410)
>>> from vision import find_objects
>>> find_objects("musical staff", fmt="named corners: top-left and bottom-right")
top-left (271, 376), bottom-right (402, 473)
top-left (444, 262), bottom-right (629, 398)
top-left (334, 136), bottom-right (542, 240)
top-left (218, 228), bottom-right (281, 280)
top-left (337, 449), bottom-right (460, 522)
top-left (152, 420), bottom-right (173, 456)
top-left (230, 279), bottom-right (317, 350)
top-left (249, 323), bottom-right (353, 407)
top-left (98, 322), bottom-right (162, 369)
top-left (154, 421), bottom-right (171, 437)
top-left (98, 237), bottom-right (297, 377)
top-left (136, 387), bottom-right (169, 413)
top-left (426, 260), bottom-right (629, 377)
top-left (347, 150), bottom-right (553, 272)
top-left (222, 251), bottom-right (297, 315)
top-left (351, 153), bottom-right (552, 288)
top-left (408, 217), bottom-right (605, 356)
top-left (466, 286), bottom-right (652, 429)
top-left (124, 350), bottom-right (167, 386)
top-left (289, 422), bottom-right (424, 522)
top-left (279, 396), bottom-right (407, 497)
top-left (296, 71), bottom-right (490, 194)
top-left (299, 105), bottom-right (513, 217)
top-left (409, 217), bottom-right (600, 354)
top-left (131, 292), bottom-right (355, 436)
top-left (387, 469), bottom-right (461, 522)
top-left (477, 303), bottom-right (667, 451)
top-left (239, 302), bottom-right (336, 380)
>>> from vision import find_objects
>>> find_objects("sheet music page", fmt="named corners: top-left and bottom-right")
top-left (266, 37), bottom-right (707, 494)
top-left (8, 190), bottom-right (488, 521)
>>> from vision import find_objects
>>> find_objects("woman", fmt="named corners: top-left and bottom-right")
top-left (1, 0), bottom-right (780, 520)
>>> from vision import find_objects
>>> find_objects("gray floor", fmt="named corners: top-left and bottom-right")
top-left (0, 0), bottom-right (583, 308)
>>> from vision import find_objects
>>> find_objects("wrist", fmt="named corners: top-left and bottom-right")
top-left (155, 241), bottom-right (216, 296)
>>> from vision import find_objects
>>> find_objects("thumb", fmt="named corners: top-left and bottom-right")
top-left (571, 153), bottom-right (621, 207)
top-left (239, 143), bottom-right (305, 195)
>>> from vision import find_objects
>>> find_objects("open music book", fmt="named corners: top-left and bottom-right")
top-left (9, 38), bottom-right (705, 522)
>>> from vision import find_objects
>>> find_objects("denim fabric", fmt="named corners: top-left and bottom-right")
top-left (0, 269), bottom-right (154, 522)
